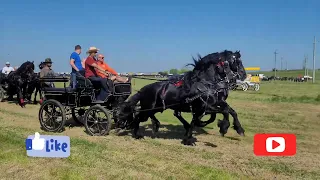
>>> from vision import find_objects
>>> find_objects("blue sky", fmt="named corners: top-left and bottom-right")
top-left (1, 0), bottom-right (319, 73)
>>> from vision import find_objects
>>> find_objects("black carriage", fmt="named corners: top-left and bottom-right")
top-left (0, 73), bottom-right (9, 102)
top-left (38, 76), bottom-right (131, 136)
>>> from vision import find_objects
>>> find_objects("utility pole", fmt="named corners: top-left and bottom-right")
top-left (312, 36), bottom-right (316, 83)
top-left (286, 60), bottom-right (288, 70)
top-left (306, 55), bottom-right (309, 76)
top-left (281, 57), bottom-right (283, 71)
top-left (304, 55), bottom-right (307, 76)
top-left (274, 50), bottom-right (278, 77)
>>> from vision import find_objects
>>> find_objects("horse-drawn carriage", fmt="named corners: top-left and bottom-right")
top-left (231, 74), bottom-right (260, 91)
top-left (38, 76), bottom-right (131, 136)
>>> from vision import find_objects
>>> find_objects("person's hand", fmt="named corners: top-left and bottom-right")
top-left (110, 76), bottom-right (117, 81)
top-left (105, 71), bottom-right (112, 76)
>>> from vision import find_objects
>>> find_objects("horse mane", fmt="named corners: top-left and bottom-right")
top-left (181, 50), bottom-right (235, 88)
top-left (187, 53), bottom-right (220, 71)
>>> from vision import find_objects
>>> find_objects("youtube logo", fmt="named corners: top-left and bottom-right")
top-left (254, 134), bottom-right (296, 156)
top-left (266, 137), bottom-right (285, 152)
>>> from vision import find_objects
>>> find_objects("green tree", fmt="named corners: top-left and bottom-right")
top-left (158, 71), bottom-right (168, 76)
top-left (179, 68), bottom-right (189, 74)
top-left (169, 69), bottom-right (179, 75)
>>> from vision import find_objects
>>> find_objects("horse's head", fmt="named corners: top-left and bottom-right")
top-left (16, 61), bottom-right (35, 82)
top-left (228, 51), bottom-right (247, 81)
top-left (201, 51), bottom-right (235, 83)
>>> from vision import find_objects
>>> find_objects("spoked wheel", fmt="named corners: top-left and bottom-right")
top-left (84, 105), bottom-right (112, 136)
top-left (0, 87), bottom-right (4, 102)
top-left (39, 99), bottom-right (66, 132)
top-left (254, 83), bottom-right (260, 91)
top-left (71, 108), bottom-right (86, 125)
top-left (241, 83), bottom-right (248, 91)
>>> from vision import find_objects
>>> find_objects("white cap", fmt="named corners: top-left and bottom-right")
top-left (5, 62), bottom-right (10, 65)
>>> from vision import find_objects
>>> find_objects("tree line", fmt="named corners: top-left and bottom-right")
top-left (158, 68), bottom-right (190, 76)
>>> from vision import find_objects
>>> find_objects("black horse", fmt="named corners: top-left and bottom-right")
top-left (25, 62), bottom-right (44, 104)
top-left (170, 50), bottom-right (247, 137)
top-left (6, 61), bottom-right (35, 107)
top-left (167, 50), bottom-right (247, 144)
top-left (117, 50), bottom-right (242, 145)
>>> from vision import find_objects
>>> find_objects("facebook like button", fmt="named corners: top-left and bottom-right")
top-left (25, 132), bottom-right (70, 158)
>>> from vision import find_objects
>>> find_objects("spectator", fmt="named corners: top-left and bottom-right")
top-left (40, 58), bottom-right (55, 87)
top-left (2, 62), bottom-right (14, 75)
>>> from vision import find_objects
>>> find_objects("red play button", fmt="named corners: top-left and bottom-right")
top-left (272, 140), bottom-right (280, 149)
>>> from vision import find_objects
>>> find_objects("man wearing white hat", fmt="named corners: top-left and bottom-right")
top-left (2, 62), bottom-right (15, 75)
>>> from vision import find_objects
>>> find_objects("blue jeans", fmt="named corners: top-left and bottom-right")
top-left (70, 73), bottom-right (77, 88)
top-left (70, 70), bottom-right (85, 88)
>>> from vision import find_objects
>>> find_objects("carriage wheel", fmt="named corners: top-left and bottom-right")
top-left (39, 99), bottom-right (66, 132)
top-left (84, 105), bottom-right (112, 136)
top-left (0, 87), bottom-right (4, 102)
top-left (241, 83), bottom-right (248, 91)
top-left (254, 83), bottom-right (260, 91)
top-left (71, 108), bottom-right (86, 125)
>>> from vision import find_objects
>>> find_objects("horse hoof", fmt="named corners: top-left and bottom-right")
top-left (239, 132), bottom-right (245, 136)
top-left (220, 133), bottom-right (225, 137)
top-left (152, 126), bottom-right (159, 133)
top-left (134, 135), bottom-right (144, 139)
top-left (182, 137), bottom-right (197, 146)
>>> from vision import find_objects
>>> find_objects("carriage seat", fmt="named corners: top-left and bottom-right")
top-left (75, 76), bottom-right (93, 88)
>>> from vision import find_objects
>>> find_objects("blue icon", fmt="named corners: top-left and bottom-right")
top-left (25, 132), bottom-right (70, 158)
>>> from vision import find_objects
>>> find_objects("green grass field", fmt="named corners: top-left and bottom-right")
top-left (0, 78), bottom-right (320, 180)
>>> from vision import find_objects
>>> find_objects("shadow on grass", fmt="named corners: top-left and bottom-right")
top-left (117, 123), bottom-right (210, 140)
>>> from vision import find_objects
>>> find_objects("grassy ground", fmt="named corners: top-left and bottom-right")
top-left (0, 79), bottom-right (320, 179)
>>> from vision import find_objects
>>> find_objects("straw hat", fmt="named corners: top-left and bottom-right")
top-left (86, 47), bottom-right (100, 54)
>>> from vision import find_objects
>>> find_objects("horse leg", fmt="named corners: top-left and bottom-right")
top-left (182, 115), bottom-right (198, 146)
top-left (132, 113), bottom-right (148, 139)
top-left (22, 85), bottom-right (28, 102)
top-left (195, 113), bottom-right (217, 127)
top-left (150, 114), bottom-right (160, 135)
top-left (16, 87), bottom-right (25, 107)
top-left (39, 88), bottom-right (43, 102)
top-left (227, 105), bottom-right (245, 136)
top-left (33, 88), bottom-right (38, 104)
top-left (217, 104), bottom-right (230, 136)
top-left (173, 110), bottom-right (191, 135)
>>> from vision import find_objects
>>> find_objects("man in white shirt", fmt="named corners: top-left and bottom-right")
top-left (2, 62), bottom-right (14, 75)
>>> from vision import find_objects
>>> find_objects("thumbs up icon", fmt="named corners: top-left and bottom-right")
top-left (32, 132), bottom-right (45, 150)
